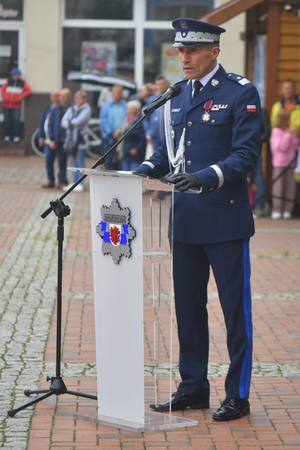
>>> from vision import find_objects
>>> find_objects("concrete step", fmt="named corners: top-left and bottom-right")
top-left (0, 140), bottom-right (26, 156)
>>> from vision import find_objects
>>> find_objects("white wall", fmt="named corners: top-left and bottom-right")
top-left (25, 0), bottom-right (61, 92)
top-left (215, 0), bottom-right (246, 75)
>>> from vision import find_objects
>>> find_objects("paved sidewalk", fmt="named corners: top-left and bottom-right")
top-left (0, 156), bottom-right (300, 449)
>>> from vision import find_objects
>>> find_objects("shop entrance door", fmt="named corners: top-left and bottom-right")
top-left (0, 26), bottom-right (25, 123)
top-left (0, 28), bottom-right (25, 83)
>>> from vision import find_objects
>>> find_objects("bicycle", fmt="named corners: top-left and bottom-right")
top-left (31, 118), bottom-right (102, 159)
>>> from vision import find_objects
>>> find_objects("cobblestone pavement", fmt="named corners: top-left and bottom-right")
top-left (0, 156), bottom-right (300, 450)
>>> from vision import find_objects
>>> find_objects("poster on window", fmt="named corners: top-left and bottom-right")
top-left (81, 41), bottom-right (116, 74)
top-left (161, 43), bottom-right (182, 85)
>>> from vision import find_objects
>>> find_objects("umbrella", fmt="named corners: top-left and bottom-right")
top-left (67, 70), bottom-right (137, 92)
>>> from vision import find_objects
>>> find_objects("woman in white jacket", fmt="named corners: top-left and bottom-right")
top-left (61, 90), bottom-right (91, 191)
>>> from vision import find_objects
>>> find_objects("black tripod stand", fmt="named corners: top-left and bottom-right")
top-left (8, 199), bottom-right (97, 417)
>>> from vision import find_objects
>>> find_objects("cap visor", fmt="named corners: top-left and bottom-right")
top-left (172, 42), bottom-right (210, 48)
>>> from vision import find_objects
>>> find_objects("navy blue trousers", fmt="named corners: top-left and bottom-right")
top-left (3, 107), bottom-right (21, 139)
top-left (173, 238), bottom-right (252, 399)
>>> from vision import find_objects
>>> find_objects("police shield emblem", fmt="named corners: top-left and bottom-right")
top-left (96, 198), bottom-right (136, 264)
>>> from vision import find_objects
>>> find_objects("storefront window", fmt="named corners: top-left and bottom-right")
top-left (0, 31), bottom-right (18, 78)
top-left (144, 29), bottom-right (183, 84)
top-left (146, 0), bottom-right (213, 21)
top-left (63, 27), bottom-right (135, 80)
top-left (65, 0), bottom-right (133, 20)
top-left (0, 0), bottom-right (23, 21)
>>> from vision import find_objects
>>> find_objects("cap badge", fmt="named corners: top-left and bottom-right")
top-left (180, 20), bottom-right (188, 28)
top-left (211, 79), bottom-right (219, 86)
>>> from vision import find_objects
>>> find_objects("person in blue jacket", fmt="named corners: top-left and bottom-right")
top-left (99, 84), bottom-right (127, 170)
top-left (143, 75), bottom-right (170, 154)
top-left (134, 18), bottom-right (261, 421)
top-left (118, 100), bottom-right (146, 171)
top-left (38, 89), bottom-right (60, 188)
top-left (48, 88), bottom-right (73, 188)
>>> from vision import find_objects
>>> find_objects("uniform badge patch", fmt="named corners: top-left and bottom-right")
top-left (96, 198), bottom-right (136, 264)
top-left (247, 104), bottom-right (256, 112)
top-left (211, 79), bottom-right (219, 86)
top-left (239, 78), bottom-right (250, 85)
top-left (211, 104), bottom-right (228, 110)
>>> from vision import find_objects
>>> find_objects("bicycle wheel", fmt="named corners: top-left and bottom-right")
top-left (31, 128), bottom-right (45, 157)
top-left (86, 124), bottom-right (102, 159)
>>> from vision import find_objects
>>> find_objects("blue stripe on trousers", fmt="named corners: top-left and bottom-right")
top-left (239, 238), bottom-right (253, 398)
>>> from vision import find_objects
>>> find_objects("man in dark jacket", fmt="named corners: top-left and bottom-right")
top-left (38, 89), bottom-right (60, 188)
top-left (48, 88), bottom-right (72, 188)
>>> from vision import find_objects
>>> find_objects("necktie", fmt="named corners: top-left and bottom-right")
top-left (192, 80), bottom-right (203, 101)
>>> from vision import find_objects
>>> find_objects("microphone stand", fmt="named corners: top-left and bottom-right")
top-left (8, 106), bottom-right (156, 417)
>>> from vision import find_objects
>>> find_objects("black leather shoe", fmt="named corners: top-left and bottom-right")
top-left (150, 391), bottom-right (209, 412)
top-left (212, 398), bottom-right (250, 421)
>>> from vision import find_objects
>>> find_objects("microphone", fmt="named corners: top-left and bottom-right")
top-left (143, 84), bottom-right (182, 114)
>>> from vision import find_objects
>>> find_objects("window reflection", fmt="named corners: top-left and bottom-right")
top-left (144, 29), bottom-right (182, 84)
top-left (65, 0), bottom-right (133, 20)
top-left (0, 31), bottom-right (19, 78)
top-left (63, 28), bottom-right (135, 81)
top-left (146, 0), bottom-right (213, 21)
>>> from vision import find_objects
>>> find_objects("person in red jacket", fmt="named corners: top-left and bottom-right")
top-left (1, 68), bottom-right (31, 143)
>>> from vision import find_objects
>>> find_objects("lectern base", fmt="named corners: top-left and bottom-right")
top-left (72, 409), bottom-right (198, 432)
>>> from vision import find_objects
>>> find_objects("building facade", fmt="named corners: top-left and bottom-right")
top-left (0, 0), bottom-right (246, 153)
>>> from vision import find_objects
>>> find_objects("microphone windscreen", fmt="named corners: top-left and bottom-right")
top-left (170, 84), bottom-right (182, 98)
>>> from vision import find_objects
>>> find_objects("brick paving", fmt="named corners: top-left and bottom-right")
top-left (0, 155), bottom-right (300, 449)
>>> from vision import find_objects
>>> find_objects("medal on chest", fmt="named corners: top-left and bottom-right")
top-left (202, 100), bottom-right (213, 122)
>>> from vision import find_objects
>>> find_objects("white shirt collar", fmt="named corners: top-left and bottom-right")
top-left (199, 63), bottom-right (220, 87)
top-left (189, 63), bottom-right (220, 88)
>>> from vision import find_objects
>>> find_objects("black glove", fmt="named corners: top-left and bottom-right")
top-left (167, 172), bottom-right (201, 192)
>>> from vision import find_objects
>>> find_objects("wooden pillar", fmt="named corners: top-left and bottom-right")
top-left (264, 2), bottom-right (281, 198)
top-left (265, 2), bottom-right (281, 113)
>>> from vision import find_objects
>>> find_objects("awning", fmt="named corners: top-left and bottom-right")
top-left (200, 0), bottom-right (282, 24)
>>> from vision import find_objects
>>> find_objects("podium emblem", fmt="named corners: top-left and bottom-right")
top-left (96, 198), bottom-right (136, 264)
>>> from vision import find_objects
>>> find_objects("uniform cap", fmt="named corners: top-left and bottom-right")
top-left (172, 18), bottom-right (226, 48)
top-left (10, 68), bottom-right (21, 75)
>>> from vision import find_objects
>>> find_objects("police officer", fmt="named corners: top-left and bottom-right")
top-left (134, 18), bottom-right (261, 421)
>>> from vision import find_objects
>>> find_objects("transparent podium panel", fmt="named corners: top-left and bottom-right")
top-left (69, 169), bottom-right (198, 431)
top-left (142, 181), bottom-right (175, 408)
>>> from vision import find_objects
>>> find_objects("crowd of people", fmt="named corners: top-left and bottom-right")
top-left (36, 75), bottom-right (170, 190)
top-left (1, 66), bottom-right (300, 213)
top-left (247, 78), bottom-right (300, 219)
top-left (269, 79), bottom-right (300, 219)
top-left (38, 87), bottom-right (92, 190)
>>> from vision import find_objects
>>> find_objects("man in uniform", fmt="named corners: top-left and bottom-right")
top-left (134, 18), bottom-right (261, 421)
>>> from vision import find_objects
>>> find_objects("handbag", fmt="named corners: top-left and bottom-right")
top-left (63, 135), bottom-right (78, 155)
top-left (63, 107), bottom-right (79, 155)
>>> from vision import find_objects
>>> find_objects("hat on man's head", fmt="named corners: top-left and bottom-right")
top-left (10, 68), bottom-right (21, 75)
top-left (172, 18), bottom-right (226, 48)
